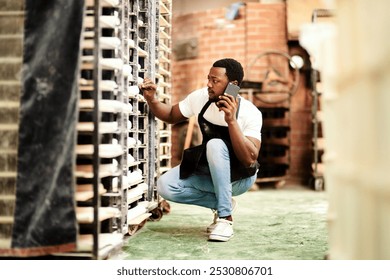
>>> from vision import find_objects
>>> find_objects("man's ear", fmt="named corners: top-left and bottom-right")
top-left (231, 80), bottom-right (239, 86)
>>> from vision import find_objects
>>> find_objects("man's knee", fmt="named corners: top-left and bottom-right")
top-left (156, 174), bottom-right (168, 198)
top-left (206, 138), bottom-right (228, 159)
top-left (156, 169), bottom-right (179, 201)
top-left (206, 138), bottom-right (227, 152)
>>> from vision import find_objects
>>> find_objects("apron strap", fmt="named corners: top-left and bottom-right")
top-left (199, 99), bottom-right (212, 117)
top-left (236, 97), bottom-right (241, 118)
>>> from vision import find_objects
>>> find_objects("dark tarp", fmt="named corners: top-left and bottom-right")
top-left (8, 0), bottom-right (84, 256)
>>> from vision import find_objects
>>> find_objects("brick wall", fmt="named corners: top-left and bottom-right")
top-left (170, 2), bottom-right (313, 186)
top-left (171, 3), bottom-right (288, 101)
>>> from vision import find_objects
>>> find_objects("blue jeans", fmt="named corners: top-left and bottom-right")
top-left (157, 139), bottom-right (257, 217)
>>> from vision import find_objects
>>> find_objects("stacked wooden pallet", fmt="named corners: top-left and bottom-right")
top-left (70, 0), bottom-right (165, 258)
top-left (156, 0), bottom-right (172, 176)
top-left (0, 0), bottom-right (171, 259)
top-left (0, 0), bottom-right (24, 251)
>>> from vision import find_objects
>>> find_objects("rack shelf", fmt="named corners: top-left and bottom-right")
top-left (0, 0), bottom-right (171, 260)
top-left (73, 0), bottom-right (170, 258)
top-left (240, 88), bottom-right (291, 187)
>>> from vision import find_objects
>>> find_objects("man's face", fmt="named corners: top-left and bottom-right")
top-left (207, 67), bottom-right (229, 102)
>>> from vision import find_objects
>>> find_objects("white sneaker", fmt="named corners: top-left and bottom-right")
top-left (208, 218), bottom-right (234, 242)
top-left (206, 198), bottom-right (237, 233)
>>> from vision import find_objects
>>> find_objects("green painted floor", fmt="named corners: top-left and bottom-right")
top-left (117, 187), bottom-right (329, 260)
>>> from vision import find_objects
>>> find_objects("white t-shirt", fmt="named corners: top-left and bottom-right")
top-left (179, 87), bottom-right (262, 141)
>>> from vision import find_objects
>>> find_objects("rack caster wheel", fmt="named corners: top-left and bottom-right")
top-left (160, 200), bottom-right (171, 214)
top-left (310, 176), bottom-right (324, 191)
top-left (127, 219), bottom-right (147, 236)
top-left (128, 224), bottom-right (139, 236)
top-left (149, 207), bottom-right (163, 221)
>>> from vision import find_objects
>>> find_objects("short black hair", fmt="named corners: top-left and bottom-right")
top-left (213, 58), bottom-right (244, 85)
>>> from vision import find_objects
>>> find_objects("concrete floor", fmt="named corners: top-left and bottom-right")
top-left (112, 186), bottom-right (329, 260)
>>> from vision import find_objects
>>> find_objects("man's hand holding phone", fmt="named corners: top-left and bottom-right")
top-left (217, 83), bottom-right (240, 124)
top-left (224, 83), bottom-right (240, 98)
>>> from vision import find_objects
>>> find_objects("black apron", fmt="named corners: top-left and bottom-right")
top-left (179, 99), bottom-right (259, 182)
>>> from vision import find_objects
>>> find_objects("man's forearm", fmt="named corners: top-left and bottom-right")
top-left (147, 98), bottom-right (175, 124)
top-left (228, 121), bottom-right (259, 167)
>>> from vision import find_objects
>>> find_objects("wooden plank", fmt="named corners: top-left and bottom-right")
top-left (76, 144), bottom-right (123, 158)
top-left (0, 238), bottom-right (11, 248)
top-left (256, 176), bottom-right (288, 183)
top-left (75, 163), bottom-right (120, 178)
top-left (312, 162), bottom-right (324, 175)
top-left (85, 0), bottom-right (120, 7)
top-left (266, 137), bottom-right (290, 146)
top-left (52, 233), bottom-right (123, 259)
top-left (128, 213), bottom-right (151, 226)
top-left (77, 122), bottom-right (119, 134)
top-left (76, 207), bottom-right (120, 223)
top-left (127, 184), bottom-right (148, 204)
top-left (262, 155), bottom-right (289, 165)
top-left (159, 1), bottom-right (170, 14)
top-left (78, 99), bottom-right (133, 113)
top-left (75, 184), bottom-right (106, 202)
top-left (263, 118), bottom-right (290, 127)
top-left (0, 216), bottom-right (13, 223)
top-left (127, 201), bottom-right (149, 223)
top-left (313, 137), bottom-right (325, 150)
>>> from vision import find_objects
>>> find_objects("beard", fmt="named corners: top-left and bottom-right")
top-left (208, 91), bottom-right (220, 103)
top-left (210, 97), bottom-right (219, 103)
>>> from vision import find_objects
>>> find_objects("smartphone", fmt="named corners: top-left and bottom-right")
top-left (224, 83), bottom-right (240, 98)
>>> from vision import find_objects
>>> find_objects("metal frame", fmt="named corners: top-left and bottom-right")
top-left (310, 9), bottom-right (334, 191)
top-left (92, 0), bottom-right (101, 260)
